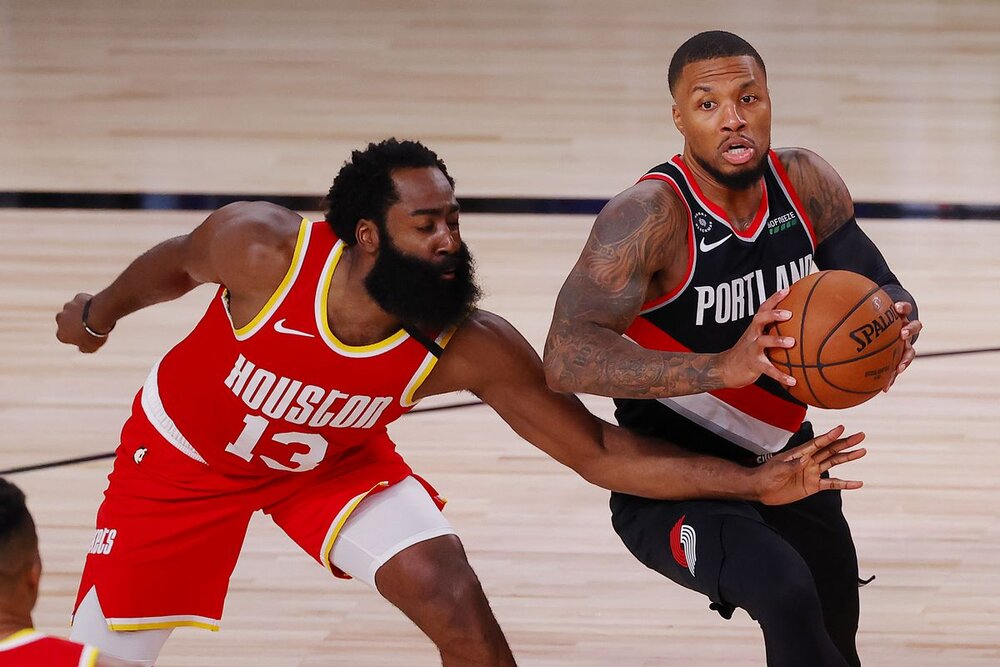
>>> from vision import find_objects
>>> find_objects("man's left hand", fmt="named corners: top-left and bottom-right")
top-left (884, 301), bottom-right (922, 392)
top-left (753, 425), bottom-right (867, 506)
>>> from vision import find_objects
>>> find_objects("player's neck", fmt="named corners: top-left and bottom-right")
top-left (326, 247), bottom-right (403, 345)
top-left (0, 612), bottom-right (33, 642)
top-left (683, 153), bottom-right (763, 230)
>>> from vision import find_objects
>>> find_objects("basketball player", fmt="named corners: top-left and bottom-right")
top-left (0, 478), bottom-right (131, 667)
top-left (544, 31), bottom-right (921, 667)
top-left (56, 139), bottom-right (864, 666)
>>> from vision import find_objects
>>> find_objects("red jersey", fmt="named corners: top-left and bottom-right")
top-left (133, 220), bottom-right (454, 477)
top-left (0, 629), bottom-right (99, 667)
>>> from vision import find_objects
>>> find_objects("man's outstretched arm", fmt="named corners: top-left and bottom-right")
top-left (424, 310), bottom-right (863, 503)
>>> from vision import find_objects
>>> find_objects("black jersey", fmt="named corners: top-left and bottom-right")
top-left (616, 151), bottom-right (818, 457)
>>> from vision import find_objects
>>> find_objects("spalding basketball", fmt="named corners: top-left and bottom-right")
top-left (766, 270), bottom-right (904, 409)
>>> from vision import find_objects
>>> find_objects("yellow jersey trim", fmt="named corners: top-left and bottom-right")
top-left (81, 646), bottom-right (100, 667)
top-left (0, 628), bottom-right (38, 647)
top-left (107, 619), bottom-right (220, 632)
top-left (400, 326), bottom-right (459, 407)
top-left (320, 480), bottom-right (390, 572)
top-left (316, 242), bottom-right (409, 357)
top-left (230, 217), bottom-right (310, 338)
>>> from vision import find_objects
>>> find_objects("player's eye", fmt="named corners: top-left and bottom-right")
top-left (700, 100), bottom-right (716, 110)
top-left (741, 94), bottom-right (757, 104)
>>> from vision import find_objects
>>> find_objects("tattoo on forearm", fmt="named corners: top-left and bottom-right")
top-left (545, 184), bottom-right (727, 398)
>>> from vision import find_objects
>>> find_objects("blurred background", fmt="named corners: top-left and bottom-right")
top-left (1, 1), bottom-right (998, 665)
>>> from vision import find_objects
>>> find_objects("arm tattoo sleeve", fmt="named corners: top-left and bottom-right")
top-left (544, 186), bottom-right (727, 398)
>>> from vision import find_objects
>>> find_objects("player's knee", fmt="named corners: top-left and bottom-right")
top-left (378, 537), bottom-right (490, 618)
top-left (414, 557), bottom-right (487, 616)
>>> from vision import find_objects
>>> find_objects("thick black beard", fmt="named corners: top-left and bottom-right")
top-left (364, 234), bottom-right (482, 332)
top-left (693, 149), bottom-right (770, 191)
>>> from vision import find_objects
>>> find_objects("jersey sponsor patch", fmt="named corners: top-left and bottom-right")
top-left (670, 515), bottom-right (697, 576)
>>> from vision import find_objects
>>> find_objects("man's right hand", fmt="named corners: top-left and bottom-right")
top-left (56, 293), bottom-right (110, 353)
top-left (718, 288), bottom-right (797, 388)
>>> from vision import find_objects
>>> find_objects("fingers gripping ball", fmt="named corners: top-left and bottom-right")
top-left (767, 270), bottom-right (904, 409)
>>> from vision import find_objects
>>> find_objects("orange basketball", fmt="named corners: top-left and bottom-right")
top-left (766, 270), bottom-right (904, 409)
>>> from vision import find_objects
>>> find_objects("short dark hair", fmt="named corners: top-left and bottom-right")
top-left (324, 138), bottom-right (455, 245)
top-left (0, 478), bottom-right (37, 581)
top-left (667, 31), bottom-right (766, 97)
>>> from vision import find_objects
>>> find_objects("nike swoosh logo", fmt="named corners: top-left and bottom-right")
top-left (273, 318), bottom-right (315, 338)
top-left (699, 234), bottom-right (733, 252)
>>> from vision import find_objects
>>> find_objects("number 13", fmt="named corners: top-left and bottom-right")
top-left (224, 414), bottom-right (329, 472)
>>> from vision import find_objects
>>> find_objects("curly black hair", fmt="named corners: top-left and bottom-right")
top-left (668, 31), bottom-right (766, 97)
top-left (324, 138), bottom-right (455, 245)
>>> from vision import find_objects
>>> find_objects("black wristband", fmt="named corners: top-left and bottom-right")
top-left (82, 298), bottom-right (114, 338)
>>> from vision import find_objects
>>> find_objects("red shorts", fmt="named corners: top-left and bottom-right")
top-left (73, 412), bottom-right (440, 631)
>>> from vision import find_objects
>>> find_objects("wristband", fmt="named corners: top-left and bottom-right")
top-left (82, 298), bottom-right (114, 338)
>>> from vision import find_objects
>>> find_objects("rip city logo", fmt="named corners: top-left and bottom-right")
top-left (694, 211), bottom-right (713, 234)
top-left (670, 515), bottom-right (697, 577)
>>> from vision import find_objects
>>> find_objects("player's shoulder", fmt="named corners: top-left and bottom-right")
top-left (598, 177), bottom-right (688, 232)
top-left (189, 201), bottom-right (306, 292)
top-left (205, 201), bottom-right (303, 246)
top-left (451, 309), bottom-right (520, 351)
top-left (415, 309), bottom-right (522, 398)
top-left (773, 147), bottom-right (846, 188)
top-left (439, 310), bottom-right (534, 380)
top-left (774, 147), bottom-right (854, 241)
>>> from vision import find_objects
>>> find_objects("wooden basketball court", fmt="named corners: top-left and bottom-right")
top-left (1, 1), bottom-right (998, 665)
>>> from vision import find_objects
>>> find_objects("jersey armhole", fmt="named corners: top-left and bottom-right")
top-left (768, 153), bottom-right (818, 249)
top-left (635, 174), bottom-right (696, 313)
top-left (400, 326), bottom-right (460, 407)
top-left (225, 218), bottom-right (312, 339)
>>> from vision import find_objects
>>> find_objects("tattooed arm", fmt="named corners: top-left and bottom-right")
top-left (543, 180), bottom-right (795, 399)
top-left (776, 147), bottom-right (855, 243)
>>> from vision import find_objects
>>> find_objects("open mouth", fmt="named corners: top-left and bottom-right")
top-left (722, 142), bottom-right (755, 166)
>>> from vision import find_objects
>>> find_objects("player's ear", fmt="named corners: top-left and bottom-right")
top-left (26, 552), bottom-right (41, 600)
top-left (356, 219), bottom-right (381, 254)
top-left (672, 104), bottom-right (684, 134)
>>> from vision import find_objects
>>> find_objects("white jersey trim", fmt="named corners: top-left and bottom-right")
top-left (657, 393), bottom-right (794, 454)
top-left (140, 360), bottom-right (208, 464)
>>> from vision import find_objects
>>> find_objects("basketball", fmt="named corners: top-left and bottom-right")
top-left (766, 270), bottom-right (905, 409)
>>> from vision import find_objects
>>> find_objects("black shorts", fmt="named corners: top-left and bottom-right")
top-left (609, 420), bottom-right (859, 618)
